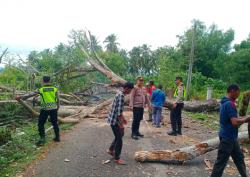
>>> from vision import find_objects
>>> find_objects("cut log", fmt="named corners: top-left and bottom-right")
top-left (165, 99), bottom-right (220, 112)
top-left (135, 131), bottom-right (249, 163)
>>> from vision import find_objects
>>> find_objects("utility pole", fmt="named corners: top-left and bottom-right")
top-left (186, 25), bottom-right (196, 101)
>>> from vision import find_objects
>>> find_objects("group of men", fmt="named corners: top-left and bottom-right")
top-left (106, 76), bottom-right (250, 177)
top-left (16, 75), bottom-right (250, 177)
top-left (107, 76), bottom-right (184, 164)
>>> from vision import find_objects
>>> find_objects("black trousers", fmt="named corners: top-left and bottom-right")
top-left (211, 139), bottom-right (247, 177)
top-left (170, 103), bottom-right (184, 132)
top-left (38, 109), bottom-right (59, 139)
top-left (132, 107), bottom-right (144, 135)
top-left (109, 124), bottom-right (124, 160)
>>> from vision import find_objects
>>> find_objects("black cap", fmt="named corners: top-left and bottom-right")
top-left (175, 76), bottom-right (183, 81)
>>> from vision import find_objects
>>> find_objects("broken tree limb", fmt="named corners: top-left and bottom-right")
top-left (64, 99), bottom-right (112, 120)
top-left (0, 48), bottom-right (8, 63)
top-left (79, 32), bottom-right (126, 86)
top-left (17, 99), bottom-right (79, 123)
top-left (135, 131), bottom-right (249, 163)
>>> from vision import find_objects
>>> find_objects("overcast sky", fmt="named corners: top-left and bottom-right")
top-left (0, 0), bottom-right (250, 54)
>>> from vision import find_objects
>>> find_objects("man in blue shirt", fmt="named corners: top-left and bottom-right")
top-left (211, 84), bottom-right (250, 177)
top-left (151, 84), bottom-right (166, 128)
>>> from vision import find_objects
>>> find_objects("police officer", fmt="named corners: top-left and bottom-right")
top-left (16, 76), bottom-right (60, 146)
top-left (168, 76), bottom-right (185, 136)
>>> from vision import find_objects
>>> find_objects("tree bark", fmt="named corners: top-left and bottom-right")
top-left (135, 131), bottom-right (249, 163)
top-left (165, 99), bottom-right (220, 112)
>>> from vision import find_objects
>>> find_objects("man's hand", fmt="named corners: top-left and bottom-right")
top-left (173, 103), bottom-right (177, 109)
top-left (244, 116), bottom-right (250, 123)
top-left (118, 115), bottom-right (127, 125)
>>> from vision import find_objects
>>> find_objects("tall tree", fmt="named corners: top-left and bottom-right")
top-left (103, 34), bottom-right (119, 53)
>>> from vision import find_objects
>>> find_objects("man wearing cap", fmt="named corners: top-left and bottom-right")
top-left (16, 76), bottom-right (60, 146)
top-left (129, 77), bottom-right (151, 140)
top-left (168, 77), bottom-right (185, 136)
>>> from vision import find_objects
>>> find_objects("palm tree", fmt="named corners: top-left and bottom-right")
top-left (103, 34), bottom-right (119, 53)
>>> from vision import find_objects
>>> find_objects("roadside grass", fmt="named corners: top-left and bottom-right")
top-left (184, 111), bottom-right (219, 130)
top-left (0, 121), bottom-right (74, 177)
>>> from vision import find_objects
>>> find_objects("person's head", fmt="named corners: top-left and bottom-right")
top-left (136, 76), bottom-right (144, 87)
top-left (123, 82), bottom-right (134, 94)
top-left (157, 84), bottom-right (163, 90)
top-left (42, 76), bottom-right (51, 84)
top-left (149, 80), bottom-right (154, 86)
top-left (146, 83), bottom-right (150, 88)
top-left (175, 76), bottom-right (183, 85)
top-left (227, 84), bottom-right (240, 100)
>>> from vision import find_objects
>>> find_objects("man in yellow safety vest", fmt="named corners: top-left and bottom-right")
top-left (168, 76), bottom-right (185, 136)
top-left (16, 76), bottom-right (60, 146)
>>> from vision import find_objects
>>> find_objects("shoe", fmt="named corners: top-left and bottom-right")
top-left (115, 159), bottom-right (126, 165)
top-left (53, 137), bottom-right (60, 142)
top-left (136, 132), bottom-right (144, 138)
top-left (107, 149), bottom-right (115, 157)
top-left (131, 134), bottom-right (139, 140)
top-left (167, 131), bottom-right (177, 136)
top-left (36, 139), bottom-right (45, 146)
top-left (155, 125), bottom-right (161, 128)
top-left (177, 131), bottom-right (182, 135)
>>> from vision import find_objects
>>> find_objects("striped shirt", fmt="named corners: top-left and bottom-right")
top-left (107, 91), bottom-right (125, 125)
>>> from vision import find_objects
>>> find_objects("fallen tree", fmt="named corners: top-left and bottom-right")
top-left (135, 131), bottom-right (249, 163)
top-left (164, 99), bottom-right (220, 112)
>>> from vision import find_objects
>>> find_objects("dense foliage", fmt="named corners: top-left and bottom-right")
top-left (0, 19), bottom-right (249, 98)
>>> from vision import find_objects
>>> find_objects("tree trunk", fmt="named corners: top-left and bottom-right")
top-left (135, 131), bottom-right (248, 163)
top-left (165, 99), bottom-right (220, 112)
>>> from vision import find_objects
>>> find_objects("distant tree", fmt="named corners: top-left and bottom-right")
top-left (128, 44), bottom-right (157, 76)
top-left (177, 19), bottom-right (234, 77)
top-left (104, 34), bottom-right (119, 53)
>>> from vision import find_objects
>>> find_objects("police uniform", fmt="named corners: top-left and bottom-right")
top-left (38, 85), bottom-right (59, 140)
top-left (170, 84), bottom-right (185, 135)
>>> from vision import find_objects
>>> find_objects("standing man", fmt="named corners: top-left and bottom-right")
top-left (107, 82), bottom-right (134, 165)
top-left (147, 80), bottom-right (156, 122)
top-left (16, 76), bottom-right (60, 146)
top-left (129, 77), bottom-right (151, 140)
top-left (211, 84), bottom-right (250, 177)
top-left (168, 76), bottom-right (185, 136)
top-left (152, 84), bottom-right (166, 128)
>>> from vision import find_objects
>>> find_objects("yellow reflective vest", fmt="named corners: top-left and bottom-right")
top-left (39, 86), bottom-right (58, 110)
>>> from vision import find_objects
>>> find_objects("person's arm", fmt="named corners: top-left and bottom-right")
top-left (56, 91), bottom-right (60, 110)
top-left (117, 94), bottom-right (125, 117)
top-left (146, 93), bottom-right (151, 108)
top-left (231, 116), bottom-right (250, 127)
top-left (16, 91), bottom-right (39, 101)
top-left (117, 94), bottom-right (127, 125)
top-left (163, 93), bottom-right (166, 105)
top-left (129, 88), bottom-right (135, 108)
top-left (175, 85), bottom-right (184, 103)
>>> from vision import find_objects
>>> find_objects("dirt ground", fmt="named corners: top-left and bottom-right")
top-left (21, 108), bottom-right (250, 177)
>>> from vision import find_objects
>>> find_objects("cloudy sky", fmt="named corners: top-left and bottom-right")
top-left (0, 0), bottom-right (250, 54)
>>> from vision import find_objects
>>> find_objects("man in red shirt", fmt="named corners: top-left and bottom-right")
top-left (147, 80), bottom-right (156, 122)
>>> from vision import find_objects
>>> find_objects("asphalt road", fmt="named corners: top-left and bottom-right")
top-left (23, 110), bottom-right (249, 177)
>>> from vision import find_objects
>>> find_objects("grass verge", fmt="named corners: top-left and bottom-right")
top-left (0, 121), bottom-right (74, 177)
top-left (184, 111), bottom-right (219, 130)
